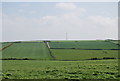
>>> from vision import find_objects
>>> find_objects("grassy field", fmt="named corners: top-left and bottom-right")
top-left (1, 43), bottom-right (10, 48)
top-left (2, 40), bottom-right (120, 79)
top-left (75, 41), bottom-right (119, 49)
top-left (51, 49), bottom-right (118, 60)
top-left (2, 59), bottom-right (119, 79)
top-left (49, 41), bottom-right (78, 48)
top-left (2, 42), bottom-right (52, 60)
top-left (49, 41), bottom-right (119, 49)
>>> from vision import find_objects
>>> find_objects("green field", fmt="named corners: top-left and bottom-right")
top-left (49, 41), bottom-right (119, 49)
top-left (2, 60), bottom-right (119, 79)
top-left (75, 41), bottom-right (119, 49)
top-left (2, 40), bottom-right (120, 79)
top-left (109, 40), bottom-right (120, 45)
top-left (2, 42), bottom-right (52, 60)
top-left (51, 49), bottom-right (118, 60)
top-left (49, 41), bottom-right (78, 48)
top-left (1, 43), bottom-right (10, 48)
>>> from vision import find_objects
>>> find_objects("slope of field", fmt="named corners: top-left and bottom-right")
top-left (51, 49), bottom-right (118, 60)
top-left (2, 43), bottom-right (9, 48)
top-left (0, 43), bottom-right (11, 49)
top-left (49, 42), bottom-right (78, 48)
top-left (76, 41), bottom-right (119, 49)
top-left (2, 42), bottom-right (52, 60)
top-left (2, 60), bottom-right (118, 79)
top-left (49, 41), bottom-right (119, 49)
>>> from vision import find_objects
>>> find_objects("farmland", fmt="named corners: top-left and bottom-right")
top-left (1, 40), bottom-right (119, 79)
top-left (1, 42), bottom-right (11, 48)
top-left (0, 42), bottom-right (9, 49)
top-left (49, 41), bottom-right (119, 49)
top-left (2, 42), bottom-right (52, 60)
top-left (2, 60), bottom-right (119, 79)
top-left (51, 49), bottom-right (118, 60)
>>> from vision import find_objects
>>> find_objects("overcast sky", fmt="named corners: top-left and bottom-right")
top-left (2, 2), bottom-right (118, 42)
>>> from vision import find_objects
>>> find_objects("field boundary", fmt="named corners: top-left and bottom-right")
top-left (44, 41), bottom-right (55, 60)
top-left (0, 43), bottom-right (13, 51)
top-left (50, 48), bottom-right (120, 50)
top-left (1, 57), bottom-right (119, 60)
top-left (46, 42), bottom-right (51, 48)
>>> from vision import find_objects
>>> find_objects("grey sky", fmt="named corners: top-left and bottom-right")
top-left (2, 2), bottom-right (118, 42)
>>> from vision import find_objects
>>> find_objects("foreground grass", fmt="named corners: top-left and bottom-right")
top-left (2, 59), bottom-right (119, 79)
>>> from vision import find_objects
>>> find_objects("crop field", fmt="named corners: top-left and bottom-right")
top-left (49, 41), bottom-right (78, 48)
top-left (49, 41), bottom-right (119, 49)
top-left (1, 40), bottom-right (120, 79)
top-left (2, 59), bottom-right (119, 79)
top-left (51, 49), bottom-right (118, 60)
top-left (2, 42), bottom-right (52, 60)
top-left (0, 43), bottom-right (10, 49)
top-left (2, 43), bottom-right (8, 48)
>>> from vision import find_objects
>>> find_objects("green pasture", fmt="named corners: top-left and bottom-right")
top-left (49, 42), bottom-right (78, 48)
top-left (2, 42), bottom-right (51, 60)
top-left (1, 43), bottom-right (10, 48)
top-left (51, 49), bottom-right (118, 60)
top-left (2, 40), bottom-right (120, 79)
top-left (49, 41), bottom-right (119, 49)
top-left (76, 41), bottom-right (119, 49)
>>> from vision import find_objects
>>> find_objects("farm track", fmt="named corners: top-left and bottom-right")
top-left (47, 42), bottom-right (51, 48)
top-left (0, 43), bottom-right (13, 51)
top-left (44, 41), bottom-right (56, 60)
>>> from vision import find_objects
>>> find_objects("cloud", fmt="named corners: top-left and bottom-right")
top-left (3, 14), bottom-right (118, 41)
top-left (87, 16), bottom-right (117, 27)
top-left (40, 3), bottom-right (86, 25)
top-left (55, 3), bottom-right (77, 10)
top-left (18, 9), bottom-right (24, 12)
top-left (2, 3), bottom-right (118, 41)
top-left (37, 11), bottom-right (117, 39)
top-left (30, 11), bottom-right (37, 14)
top-left (20, 3), bottom-right (30, 7)
top-left (83, 16), bottom-right (118, 39)
top-left (18, 9), bottom-right (37, 15)
top-left (55, 3), bottom-right (86, 19)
